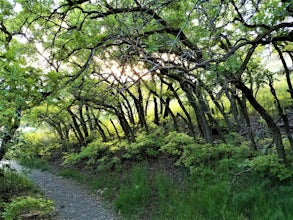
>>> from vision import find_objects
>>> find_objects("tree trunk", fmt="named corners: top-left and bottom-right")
top-left (163, 97), bottom-right (171, 118)
top-left (234, 80), bottom-right (286, 163)
top-left (0, 109), bottom-right (21, 161)
top-left (166, 81), bottom-right (196, 136)
top-left (95, 119), bottom-right (108, 142)
top-left (273, 43), bottom-right (293, 99)
top-left (116, 104), bottom-right (135, 143)
top-left (110, 118), bottom-right (121, 141)
top-left (226, 88), bottom-right (241, 130)
top-left (144, 91), bottom-right (151, 117)
top-left (67, 108), bottom-right (86, 146)
top-left (78, 102), bottom-right (89, 138)
top-left (85, 105), bottom-right (94, 132)
top-left (153, 96), bottom-right (160, 125)
top-left (235, 95), bottom-right (258, 151)
top-left (180, 82), bottom-right (213, 142)
top-left (120, 92), bottom-right (135, 125)
top-left (268, 79), bottom-right (293, 151)
top-left (201, 81), bottom-right (233, 132)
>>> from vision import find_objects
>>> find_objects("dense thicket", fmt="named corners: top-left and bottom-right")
top-left (0, 0), bottom-right (293, 162)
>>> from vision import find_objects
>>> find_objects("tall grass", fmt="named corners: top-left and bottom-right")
top-left (0, 169), bottom-right (35, 198)
top-left (18, 157), bottom-right (51, 171)
top-left (114, 165), bottom-right (151, 217)
top-left (57, 161), bottom-right (293, 220)
top-left (0, 168), bottom-right (55, 219)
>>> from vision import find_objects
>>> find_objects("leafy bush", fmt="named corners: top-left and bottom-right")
top-left (178, 143), bottom-right (232, 172)
top-left (63, 139), bottom-right (107, 165)
top-left (0, 169), bottom-right (35, 201)
top-left (160, 131), bottom-right (196, 156)
top-left (2, 196), bottom-right (54, 220)
top-left (11, 130), bottom-right (60, 161)
top-left (18, 157), bottom-right (51, 171)
top-left (124, 128), bottom-right (165, 159)
top-left (175, 140), bottom-right (255, 178)
top-left (241, 154), bottom-right (293, 181)
top-left (63, 139), bottom-right (121, 171)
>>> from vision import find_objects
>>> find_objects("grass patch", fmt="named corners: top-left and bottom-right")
top-left (57, 161), bottom-right (293, 220)
top-left (0, 169), bottom-right (36, 201)
top-left (114, 165), bottom-right (151, 217)
top-left (18, 157), bottom-right (51, 171)
top-left (0, 168), bottom-right (55, 219)
top-left (58, 168), bottom-right (121, 201)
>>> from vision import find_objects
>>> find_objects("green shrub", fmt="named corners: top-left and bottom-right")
top-left (241, 154), bottom-right (293, 181)
top-left (160, 131), bottom-right (196, 156)
top-left (178, 143), bottom-right (231, 171)
top-left (19, 157), bottom-right (51, 171)
top-left (124, 128), bottom-right (165, 159)
top-left (63, 139), bottom-right (122, 171)
top-left (11, 130), bottom-right (60, 161)
top-left (63, 139), bottom-right (107, 165)
top-left (2, 196), bottom-right (54, 220)
top-left (0, 169), bottom-right (35, 200)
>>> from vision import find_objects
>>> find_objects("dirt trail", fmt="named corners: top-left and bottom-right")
top-left (2, 160), bottom-right (118, 220)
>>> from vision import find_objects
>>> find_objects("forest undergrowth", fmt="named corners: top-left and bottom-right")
top-left (1, 0), bottom-right (293, 219)
top-left (11, 127), bottom-right (293, 220)
top-left (0, 164), bottom-right (54, 220)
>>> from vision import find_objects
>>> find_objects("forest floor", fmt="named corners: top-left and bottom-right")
top-left (3, 160), bottom-right (119, 220)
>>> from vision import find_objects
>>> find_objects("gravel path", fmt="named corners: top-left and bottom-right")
top-left (2, 160), bottom-right (118, 220)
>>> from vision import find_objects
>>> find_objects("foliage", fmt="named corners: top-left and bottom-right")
top-left (0, 167), bottom-right (54, 220)
top-left (63, 139), bottom-right (122, 171)
top-left (18, 157), bottom-right (51, 171)
top-left (11, 130), bottom-right (60, 161)
top-left (2, 0), bottom-right (293, 218)
top-left (241, 154), bottom-right (293, 181)
top-left (57, 160), bottom-right (293, 220)
top-left (0, 169), bottom-right (34, 201)
top-left (124, 128), bottom-right (165, 160)
top-left (2, 196), bottom-right (54, 220)
top-left (160, 131), bottom-right (196, 156)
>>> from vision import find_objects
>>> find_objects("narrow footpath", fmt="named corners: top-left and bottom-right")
top-left (4, 161), bottom-right (118, 220)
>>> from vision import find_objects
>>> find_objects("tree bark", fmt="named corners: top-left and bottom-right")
top-left (0, 109), bottom-right (21, 161)
top-left (234, 80), bottom-right (286, 163)
top-left (235, 95), bottom-right (258, 151)
top-left (180, 81), bottom-right (213, 142)
top-left (78, 102), bottom-right (89, 138)
top-left (268, 79), bottom-right (293, 151)
top-left (153, 96), bottom-right (160, 125)
top-left (67, 108), bottom-right (86, 146)
top-left (273, 43), bottom-right (293, 99)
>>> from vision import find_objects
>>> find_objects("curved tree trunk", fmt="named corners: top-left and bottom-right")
top-left (180, 81), bottom-right (213, 142)
top-left (234, 80), bottom-right (286, 163)
top-left (235, 95), bottom-right (258, 151)
top-left (273, 43), bottom-right (293, 99)
top-left (165, 81), bottom-right (196, 136)
top-left (268, 79), bottom-right (293, 151)
top-left (116, 104), bottom-right (135, 143)
top-left (78, 102), bottom-right (89, 138)
top-left (110, 118), bottom-right (121, 142)
top-left (67, 108), bottom-right (86, 146)
top-left (85, 105), bottom-right (94, 132)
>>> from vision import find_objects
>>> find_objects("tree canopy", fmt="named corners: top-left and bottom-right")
top-left (0, 0), bottom-right (293, 162)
